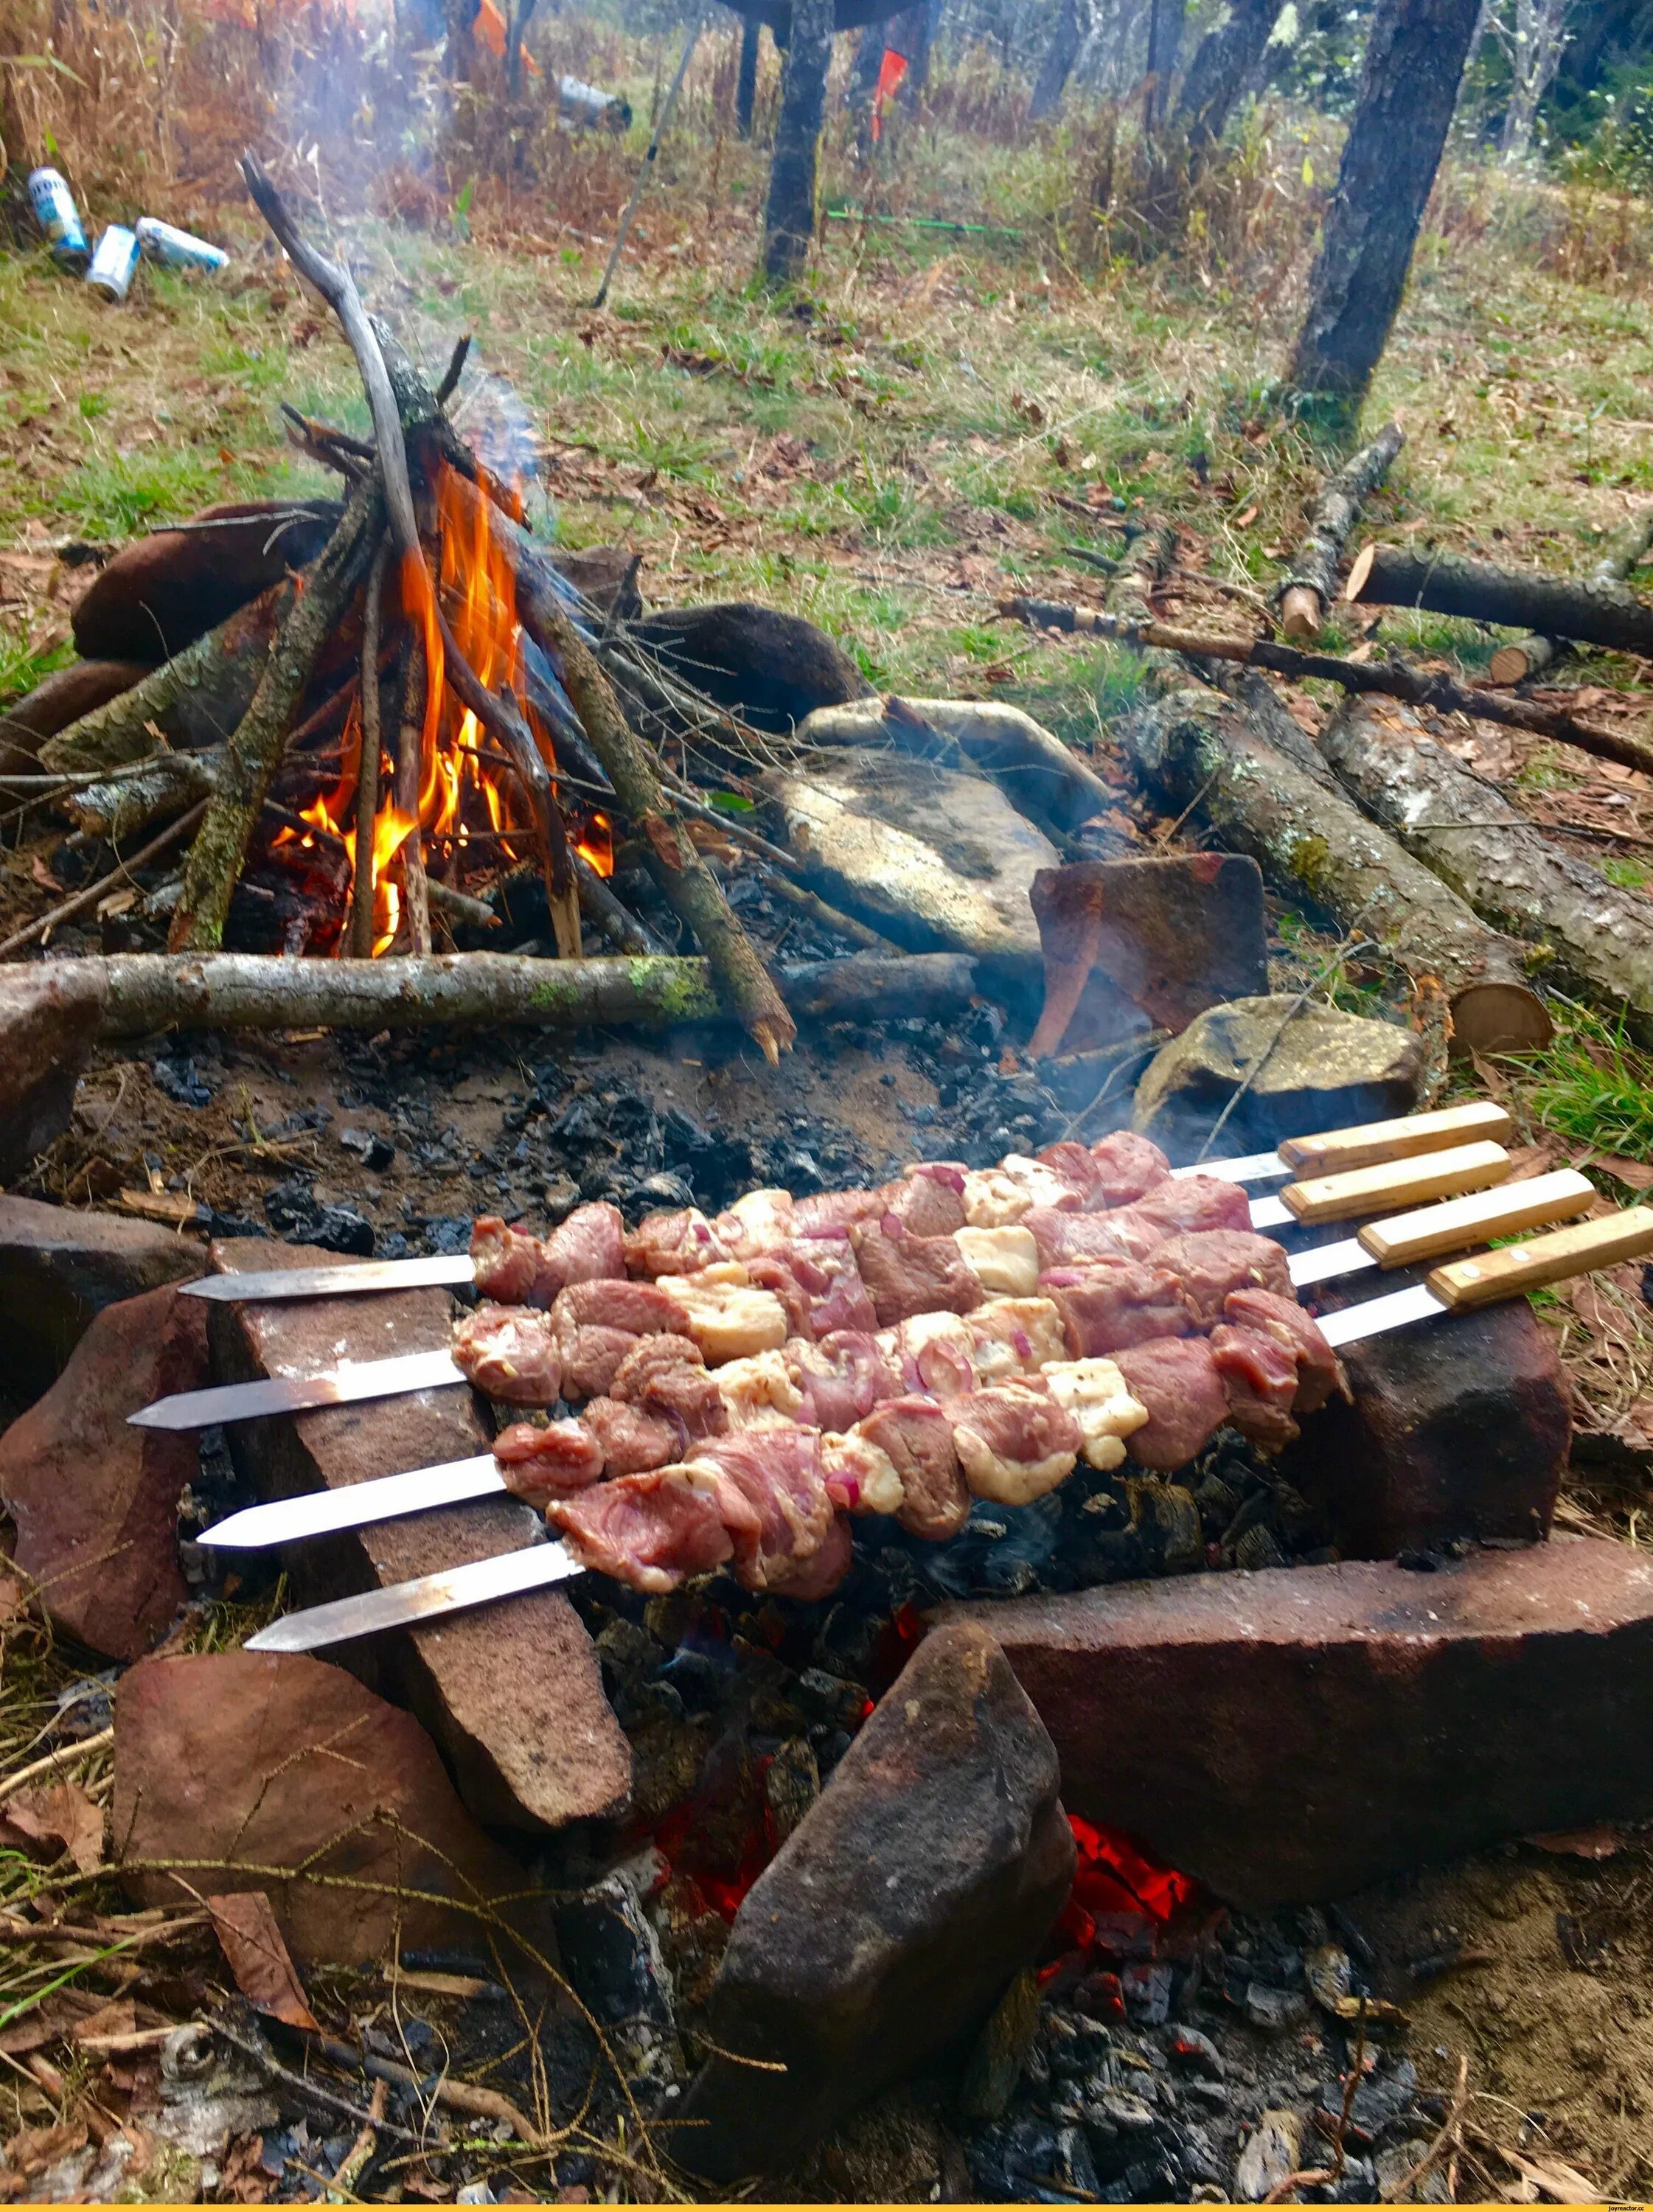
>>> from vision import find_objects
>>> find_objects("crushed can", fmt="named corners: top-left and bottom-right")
top-left (135, 216), bottom-right (229, 274)
top-left (27, 167), bottom-right (88, 264)
top-left (85, 225), bottom-right (140, 302)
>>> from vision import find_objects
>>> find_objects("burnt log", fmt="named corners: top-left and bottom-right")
top-left (1287, 0), bottom-right (1483, 421)
top-left (1122, 669), bottom-right (1552, 1054)
top-left (70, 501), bottom-right (340, 665)
top-left (1278, 420), bottom-right (1404, 641)
top-left (1489, 507), bottom-right (1653, 684)
top-left (1320, 691), bottom-right (1653, 1029)
top-left (762, 0), bottom-right (834, 285)
top-left (1351, 539), bottom-right (1653, 664)
top-left (627, 602), bottom-right (872, 734)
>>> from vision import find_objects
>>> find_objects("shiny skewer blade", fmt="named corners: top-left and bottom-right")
top-left (201, 1172), bottom-right (1597, 1554)
top-left (184, 1103), bottom-right (1517, 1307)
top-left (135, 1140), bottom-right (1515, 1433)
top-left (234, 1204), bottom-right (1653, 1654)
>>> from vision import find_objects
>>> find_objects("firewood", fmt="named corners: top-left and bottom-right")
top-left (348, 543), bottom-right (390, 959)
top-left (1346, 540), bottom-right (1653, 664)
top-left (395, 631), bottom-right (434, 956)
top-left (1278, 422), bottom-right (1404, 642)
top-left (63, 751), bottom-right (220, 844)
top-left (1489, 507), bottom-right (1653, 685)
top-left (1121, 670), bottom-right (1551, 1057)
top-left (168, 475), bottom-right (386, 951)
top-left (1320, 692), bottom-right (1653, 1032)
top-left (78, 948), bottom-right (976, 1038)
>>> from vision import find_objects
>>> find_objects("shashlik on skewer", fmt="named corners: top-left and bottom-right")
top-left (203, 1171), bottom-right (1597, 1554)
top-left (237, 1205), bottom-right (1653, 1652)
top-left (136, 1129), bottom-right (1520, 1433)
top-left (177, 1103), bottom-right (1515, 1309)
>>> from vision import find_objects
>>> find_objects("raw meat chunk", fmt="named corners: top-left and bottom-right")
top-left (687, 1428), bottom-right (835, 1592)
top-left (784, 1332), bottom-right (901, 1433)
top-left (855, 1397), bottom-right (971, 1541)
top-left (713, 1188), bottom-right (796, 1260)
top-left (1085, 1132), bottom-right (1171, 1208)
top-left (966, 1297), bottom-right (1068, 1380)
top-left (1034, 1140), bottom-right (1106, 1206)
top-left (852, 1219), bottom-right (982, 1326)
top-left (766, 1510), bottom-right (854, 1601)
top-left (1222, 1288), bottom-right (1346, 1413)
top-left (717, 1349), bottom-right (808, 1430)
top-left (493, 1418), bottom-right (605, 1498)
top-left (1154, 1230), bottom-right (1293, 1326)
top-left (963, 1155), bottom-right (1079, 1228)
top-left (469, 1219), bottom-right (546, 1307)
top-left (624, 1208), bottom-right (736, 1278)
top-left (1043, 1358), bottom-right (1150, 1470)
top-left (951, 1380), bottom-right (1081, 1505)
top-left (661, 1276), bottom-right (789, 1363)
top-left (821, 1429), bottom-right (905, 1516)
top-left (748, 1234), bottom-right (878, 1340)
top-left (553, 1279), bottom-right (686, 1337)
top-left (610, 1333), bottom-right (727, 1441)
top-left (954, 1225), bottom-right (1040, 1298)
top-left (793, 1188), bottom-right (886, 1234)
top-left (1113, 1338), bottom-right (1231, 1471)
top-left (453, 1305), bottom-right (562, 1405)
top-left (557, 1325), bottom-right (641, 1403)
top-left (883, 1166), bottom-right (968, 1239)
top-left (1209, 1324), bottom-right (1301, 1453)
top-left (1042, 1262), bottom-right (1193, 1357)
top-left (1024, 1207), bottom-right (1160, 1270)
top-left (548, 1468), bottom-right (734, 1592)
top-left (1129, 1173), bottom-right (1253, 1239)
top-left (582, 1394), bottom-right (682, 1475)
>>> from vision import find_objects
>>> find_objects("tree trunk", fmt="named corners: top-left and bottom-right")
top-left (1348, 540), bottom-right (1653, 661)
top-left (1031, 0), bottom-right (1085, 119)
top-left (762, 0), bottom-right (833, 284)
top-left (1278, 420), bottom-right (1405, 641)
top-left (736, 13), bottom-right (762, 136)
top-left (85, 950), bottom-right (978, 1039)
top-left (1489, 507), bottom-right (1653, 684)
top-left (1287, 0), bottom-right (1483, 427)
top-left (1497, 0), bottom-right (1572, 162)
top-left (888, 0), bottom-right (936, 91)
top-left (1320, 692), bottom-right (1653, 1034)
top-left (1174, 0), bottom-right (1285, 145)
top-left (849, 20), bottom-right (885, 138)
top-left (1143, 0), bottom-right (1186, 119)
top-left (444, 0), bottom-right (475, 79)
top-left (1123, 669), bottom-right (1552, 1054)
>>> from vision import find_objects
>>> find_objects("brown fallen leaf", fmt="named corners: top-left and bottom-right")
top-left (1584, 1150), bottom-right (1653, 1191)
top-left (0, 2121), bottom-right (88, 2179)
top-left (1529, 1823), bottom-right (1622, 1860)
top-left (2, 1781), bottom-right (105, 1874)
top-left (69, 1997), bottom-right (137, 2046)
top-left (1500, 2146), bottom-right (1598, 2202)
top-left (208, 1891), bottom-right (319, 2031)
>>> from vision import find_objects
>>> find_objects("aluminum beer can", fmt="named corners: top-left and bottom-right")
top-left (135, 216), bottom-right (229, 273)
top-left (27, 167), bottom-right (88, 263)
top-left (85, 225), bottom-right (140, 301)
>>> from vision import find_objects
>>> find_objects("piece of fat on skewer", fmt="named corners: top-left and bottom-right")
top-left (233, 1200), bottom-right (1653, 1657)
top-left (180, 1102), bottom-right (1517, 1308)
top-left (196, 1172), bottom-right (1601, 1551)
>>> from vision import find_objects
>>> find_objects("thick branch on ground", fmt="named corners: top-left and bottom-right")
top-left (1347, 540), bottom-right (1653, 662)
top-left (83, 949), bottom-right (975, 1037)
top-left (466, 484), bottom-right (797, 1060)
top-left (169, 476), bottom-right (384, 950)
top-left (1278, 421), bottom-right (1404, 641)
top-left (1107, 520), bottom-right (1175, 627)
top-left (38, 591), bottom-right (282, 777)
top-left (1490, 508), bottom-right (1653, 684)
top-left (1321, 692), bottom-right (1653, 1034)
top-left (997, 599), bottom-right (1653, 778)
top-left (66, 751), bottom-right (220, 842)
top-left (1121, 669), bottom-right (1551, 1056)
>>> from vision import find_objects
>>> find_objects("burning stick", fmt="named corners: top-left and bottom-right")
top-left (348, 543), bottom-right (390, 960)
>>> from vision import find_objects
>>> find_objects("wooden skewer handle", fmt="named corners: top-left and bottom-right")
top-left (1428, 1206), bottom-right (1653, 1310)
top-left (1278, 1099), bottom-right (1511, 1175)
top-left (1281, 1138), bottom-right (1509, 1226)
top-left (1357, 1169), bottom-right (1596, 1268)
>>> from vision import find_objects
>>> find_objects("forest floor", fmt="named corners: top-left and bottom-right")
top-left (6, 60), bottom-right (1653, 2192)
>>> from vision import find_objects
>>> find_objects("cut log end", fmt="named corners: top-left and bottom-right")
top-left (1487, 637), bottom-right (1555, 688)
top-left (1278, 585), bottom-right (1326, 645)
top-left (1343, 541), bottom-right (1378, 603)
top-left (1447, 978), bottom-right (1553, 1060)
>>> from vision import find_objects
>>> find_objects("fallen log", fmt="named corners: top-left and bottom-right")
top-left (1278, 422), bottom-right (1404, 643)
top-left (1346, 541), bottom-right (1653, 664)
top-left (79, 948), bottom-right (978, 1038)
top-left (997, 598), bottom-right (1653, 779)
top-left (1121, 671), bottom-right (1552, 1056)
top-left (1320, 692), bottom-right (1653, 1032)
top-left (1489, 508), bottom-right (1653, 685)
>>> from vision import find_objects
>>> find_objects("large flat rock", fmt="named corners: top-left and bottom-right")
top-left (941, 1539), bottom-right (1653, 1907)
top-left (207, 1239), bottom-right (630, 1832)
top-left (0, 964), bottom-right (107, 1186)
top-left (763, 749), bottom-right (1057, 971)
top-left (0, 1195), bottom-right (203, 1397)
top-left (679, 1621), bottom-right (1073, 2179)
top-left (0, 1283), bottom-right (203, 1658)
top-left (114, 1649), bottom-right (556, 1969)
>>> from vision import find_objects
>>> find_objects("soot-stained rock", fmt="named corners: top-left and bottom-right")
top-left (944, 1539), bottom-right (1653, 1906)
top-left (630, 602), bottom-right (871, 734)
top-left (0, 962), bottom-right (107, 1184)
top-left (1131, 994), bottom-right (1424, 1159)
top-left (678, 1621), bottom-right (1074, 2179)
top-left (0, 1195), bottom-right (203, 1397)
top-left (113, 1649), bottom-right (555, 1968)
top-left (71, 501), bottom-right (340, 664)
top-left (206, 1239), bottom-right (630, 1832)
top-left (0, 1283), bottom-right (203, 1658)
top-left (1281, 1293), bottom-right (1570, 1554)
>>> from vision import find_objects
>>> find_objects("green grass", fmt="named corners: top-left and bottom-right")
top-left (1513, 1003), bottom-right (1653, 1161)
